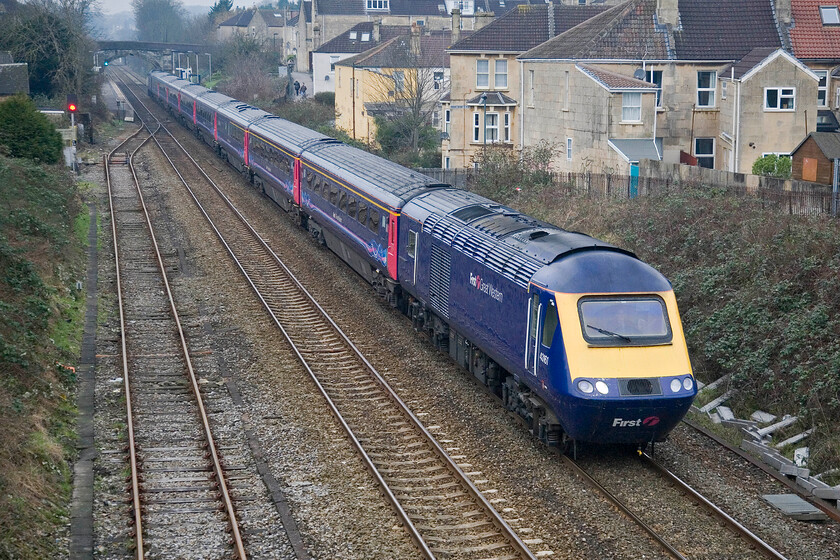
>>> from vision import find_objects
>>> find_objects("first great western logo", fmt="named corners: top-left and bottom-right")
top-left (469, 273), bottom-right (504, 303)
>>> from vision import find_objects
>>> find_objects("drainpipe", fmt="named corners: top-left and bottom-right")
top-left (519, 59), bottom-right (525, 157)
top-left (734, 73), bottom-right (741, 173)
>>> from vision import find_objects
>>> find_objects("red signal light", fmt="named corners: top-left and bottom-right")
top-left (68, 103), bottom-right (77, 113)
top-left (67, 93), bottom-right (78, 113)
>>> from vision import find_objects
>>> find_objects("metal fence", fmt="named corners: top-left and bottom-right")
top-left (415, 168), bottom-right (840, 218)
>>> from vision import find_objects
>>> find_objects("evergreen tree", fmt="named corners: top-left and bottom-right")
top-left (0, 95), bottom-right (64, 164)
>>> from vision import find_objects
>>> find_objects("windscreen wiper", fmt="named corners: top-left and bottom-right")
top-left (586, 324), bottom-right (631, 343)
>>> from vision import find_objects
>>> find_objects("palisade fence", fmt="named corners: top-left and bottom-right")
top-left (416, 165), bottom-right (840, 218)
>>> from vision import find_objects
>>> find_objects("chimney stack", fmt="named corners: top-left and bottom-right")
top-left (410, 24), bottom-right (421, 56)
top-left (656, 0), bottom-right (679, 27)
top-left (373, 18), bottom-right (381, 42)
top-left (451, 8), bottom-right (461, 44)
top-left (775, 0), bottom-right (791, 25)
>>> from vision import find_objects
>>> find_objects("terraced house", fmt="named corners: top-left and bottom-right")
top-left (445, 0), bottom-right (840, 175)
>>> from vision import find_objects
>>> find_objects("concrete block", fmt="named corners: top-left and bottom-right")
top-left (780, 464), bottom-right (810, 478)
top-left (763, 494), bottom-right (828, 521)
top-left (812, 486), bottom-right (840, 500)
top-left (775, 429), bottom-right (813, 449)
top-left (750, 410), bottom-right (777, 423)
top-left (698, 374), bottom-right (729, 394)
top-left (756, 414), bottom-right (798, 438)
top-left (699, 389), bottom-right (734, 414)
top-left (717, 406), bottom-right (735, 421)
top-left (794, 447), bottom-right (809, 468)
top-left (796, 476), bottom-right (819, 494)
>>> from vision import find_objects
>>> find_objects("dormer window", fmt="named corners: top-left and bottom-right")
top-left (349, 31), bottom-right (358, 40)
top-left (367, 0), bottom-right (389, 10)
top-left (361, 33), bottom-right (370, 41)
top-left (820, 6), bottom-right (840, 24)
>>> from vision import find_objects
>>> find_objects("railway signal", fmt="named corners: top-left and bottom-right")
top-left (67, 94), bottom-right (78, 113)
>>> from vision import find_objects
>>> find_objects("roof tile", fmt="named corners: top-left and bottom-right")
top-left (789, 0), bottom-right (840, 59)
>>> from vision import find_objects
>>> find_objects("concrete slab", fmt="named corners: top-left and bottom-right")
top-left (775, 430), bottom-right (813, 449)
top-left (762, 494), bottom-right (828, 521)
top-left (751, 410), bottom-right (777, 423)
top-left (780, 464), bottom-right (810, 478)
top-left (813, 486), bottom-right (840, 500)
top-left (698, 374), bottom-right (729, 394)
top-left (757, 415), bottom-right (798, 438)
top-left (717, 406), bottom-right (735, 421)
top-left (699, 389), bottom-right (734, 414)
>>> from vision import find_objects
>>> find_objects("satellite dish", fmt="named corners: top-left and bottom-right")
top-left (633, 68), bottom-right (646, 80)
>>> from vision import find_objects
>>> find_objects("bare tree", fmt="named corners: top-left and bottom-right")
top-left (132, 0), bottom-right (186, 42)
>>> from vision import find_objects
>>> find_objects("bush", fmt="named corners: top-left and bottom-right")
top-left (752, 154), bottom-right (792, 178)
top-left (313, 91), bottom-right (334, 106)
top-left (0, 95), bottom-right (63, 164)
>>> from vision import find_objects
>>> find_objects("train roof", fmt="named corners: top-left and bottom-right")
top-left (216, 101), bottom-right (271, 124)
top-left (180, 83), bottom-right (210, 98)
top-left (301, 142), bottom-right (446, 211)
top-left (249, 116), bottom-right (335, 156)
top-left (195, 91), bottom-right (237, 109)
top-left (403, 188), bottom-right (634, 288)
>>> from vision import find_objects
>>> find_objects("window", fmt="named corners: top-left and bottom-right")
top-left (528, 69), bottom-right (535, 106)
top-left (393, 71), bottom-right (404, 92)
top-left (622, 92), bottom-right (642, 122)
top-left (358, 202), bottom-right (368, 226)
top-left (821, 6), bottom-right (840, 24)
top-left (444, 156), bottom-right (450, 169)
top-left (721, 80), bottom-right (727, 100)
top-left (494, 59), bottom-right (508, 89)
top-left (477, 59), bottom-right (489, 88)
top-left (444, 109), bottom-right (451, 135)
top-left (485, 112), bottom-right (499, 143)
top-left (503, 112), bottom-right (511, 143)
top-left (432, 111), bottom-right (439, 127)
top-left (407, 230), bottom-right (417, 258)
top-left (434, 71), bottom-right (444, 90)
top-left (694, 138), bottom-right (714, 168)
top-left (366, 0), bottom-right (389, 10)
top-left (578, 296), bottom-right (672, 347)
top-left (765, 87), bottom-right (795, 110)
top-left (697, 71), bottom-right (716, 107)
top-left (338, 191), bottom-right (347, 214)
top-left (416, 19), bottom-right (425, 26)
top-left (645, 69), bottom-right (662, 106)
top-left (368, 208), bottom-right (379, 233)
top-left (473, 112), bottom-right (480, 142)
top-left (563, 70), bottom-right (570, 111)
top-left (349, 31), bottom-right (357, 40)
top-left (542, 301), bottom-right (558, 347)
top-left (566, 138), bottom-right (572, 161)
top-left (347, 196), bottom-right (357, 219)
top-left (529, 293), bottom-right (539, 340)
top-left (330, 56), bottom-right (340, 71)
top-left (361, 33), bottom-right (370, 41)
top-left (815, 70), bottom-right (828, 107)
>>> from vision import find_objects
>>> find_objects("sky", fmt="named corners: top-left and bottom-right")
top-left (98, 1), bottom-right (229, 16)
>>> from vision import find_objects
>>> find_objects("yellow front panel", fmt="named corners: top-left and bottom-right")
top-left (555, 291), bottom-right (693, 381)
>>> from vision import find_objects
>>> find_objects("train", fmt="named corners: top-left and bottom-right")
top-left (147, 69), bottom-right (696, 450)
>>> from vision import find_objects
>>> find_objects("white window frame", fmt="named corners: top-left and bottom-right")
top-left (393, 70), bottom-right (405, 93)
top-left (477, 59), bottom-right (489, 88)
top-left (694, 137), bottom-right (715, 168)
top-left (503, 112), bottom-right (511, 143)
top-left (645, 69), bottom-right (662, 107)
top-left (473, 112), bottom-right (481, 142)
top-left (494, 59), bottom-right (508, 89)
top-left (361, 33), bottom-right (370, 42)
top-left (697, 71), bottom-right (716, 107)
top-left (821, 6), bottom-right (840, 24)
top-left (815, 70), bottom-right (828, 107)
top-left (563, 70), bottom-right (570, 111)
top-left (366, 0), bottom-right (389, 10)
top-left (444, 156), bottom-right (450, 169)
top-left (444, 109), bottom-right (451, 135)
top-left (433, 71), bottom-right (444, 90)
top-left (621, 92), bottom-right (642, 122)
top-left (528, 69), bottom-right (535, 107)
top-left (765, 87), bottom-right (795, 111)
top-left (566, 138), bottom-right (573, 161)
top-left (485, 112), bottom-right (499, 143)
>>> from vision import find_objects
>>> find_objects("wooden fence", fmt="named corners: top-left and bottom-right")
top-left (415, 168), bottom-right (840, 218)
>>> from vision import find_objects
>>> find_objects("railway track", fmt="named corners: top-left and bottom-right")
top-left (111, 67), bottom-right (543, 559)
top-left (104, 85), bottom-right (298, 559)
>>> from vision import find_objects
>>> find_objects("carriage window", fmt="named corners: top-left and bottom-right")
top-left (358, 202), bottom-right (368, 226)
top-left (347, 196), bottom-right (357, 219)
top-left (312, 176), bottom-right (321, 196)
top-left (339, 191), bottom-right (347, 214)
top-left (578, 296), bottom-right (672, 346)
top-left (542, 300), bottom-right (558, 346)
top-left (368, 208), bottom-right (379, 233)
top-left (330, 185), bottom-right (339, 205)
top-left (407, 230), bottom-right (417, 258)
top-left (529, 293), bottom-right (539, 339)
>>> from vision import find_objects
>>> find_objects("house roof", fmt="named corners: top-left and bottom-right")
top-left (789, 0), bottom-right (840, 60)
top-left (315, 22), bottom-right (410, 54)
top-left (520, 0), bottom-right (782, 62)
top-left (337, 30), bottom-right (455, 68)
top-left (0, 64), bottom-right (29, 96)
top-left (578, 64), bottom-right (659, 91)
top-left (721, 47), bottom-right (779, 79)
top-left (219, 9), bottom-right (256, 27)
top-left (609, 138), bottom-right (661, 163)
top-left (450, 3), bottom-right (608, 52)
top-left (258, 10), bottom-right (287, 27)
top-left (792, 131), bottom-right (840, 158)
top-left (466, 91), bottom-right (518, 106)
top-left (314, 0), bottom-right (448, 16)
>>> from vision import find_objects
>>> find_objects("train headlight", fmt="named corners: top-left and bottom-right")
top-left (595, 381), bottom-right (609, 395)
top-left (577, 380), bottom-right (594, 394)
top-left (683, 377), bottom-right (694, 391)
top-left (670, 379), bottom-right (682, 393)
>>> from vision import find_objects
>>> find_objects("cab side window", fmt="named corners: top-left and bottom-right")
top-left (407, 230), bottom-right (417, 258)
top-left (542, 300), bottom-right (558, 347)
top-left (529, 293), bottom-right (540, 339)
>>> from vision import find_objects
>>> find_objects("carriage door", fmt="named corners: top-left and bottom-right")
top-left (526, 286), bottom-right (557, 381)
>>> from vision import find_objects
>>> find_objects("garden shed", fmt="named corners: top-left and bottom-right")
top-left (790, 132), bottom-right (840, 186)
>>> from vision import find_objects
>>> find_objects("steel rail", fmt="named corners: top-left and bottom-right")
top-left (683, 418), bottom-right (840, 524)
top-left (123, 95), bottom-right (248, 560)
top-left (640, 452), bottom-right (788, 560)
top-left (104, 124), bottom-right (149, 560)
top-left (115, 68), bottom-right (537, 560)
top-left (105, 78), bottom-right (248, 558)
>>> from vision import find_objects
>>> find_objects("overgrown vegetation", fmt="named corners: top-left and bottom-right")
top-left (0, 155), bottom-right (84, 558)
top-left (752, 153), bottom-right (792, 178)
top-left (0, 95), bottom-right (63, 164)
top-left (472, 146), bottom-right (840, 474)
